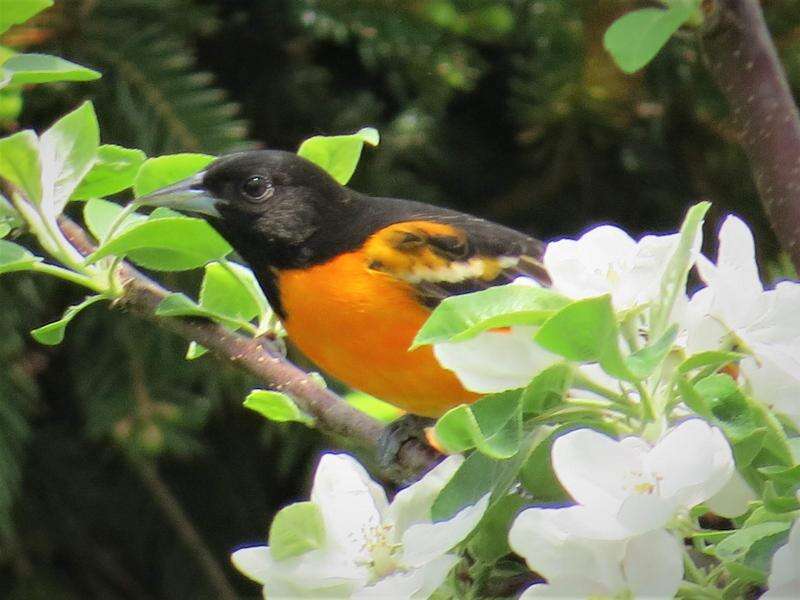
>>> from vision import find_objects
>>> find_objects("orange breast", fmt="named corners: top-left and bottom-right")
top-left (277, 250), bottom-right (479, 417)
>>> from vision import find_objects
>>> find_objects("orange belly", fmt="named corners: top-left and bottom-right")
top-left (278, 251), bottom-right (479, 417)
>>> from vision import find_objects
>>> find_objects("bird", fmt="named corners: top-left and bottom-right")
top-left (138, 150), bottom-right (549, 418)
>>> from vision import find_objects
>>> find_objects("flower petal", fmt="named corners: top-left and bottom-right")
top-left (767, 517), bottom-right (800, 592)
top-left (544, 226), bottom-right (638, 304)
top-left (353, 554), bottom-right (459, 600)
top-left (623, 529), bottom-right (684, 599)
top-left (645, 419), bottom-right (734, 509)
top-left (433, 326), bottom-right (556, 393)
top-left (706, 471), bottom-right (756, 518)
top-left (310, 453), bottom-right (387, 557)
top-left (697, 216), bottom-right (763, 327)
top-left (743, 358), bottom-right (800, 428)
top-left (616, 493), bottom-right (678, 535)
top-left (231, 545), bottom-right (364, 597)
top-left (509, 507), bottom-right (628, 589)
top-left (231, 546), bottom-right (274, 584)
top-left (401, 493), bottom-right (489, 567)
top-left (552, 428), bottom-right (645, 515)
top-left (519, 579), bottom-right (608, 598)
top-left (388, 455), bottom-right (464, 535)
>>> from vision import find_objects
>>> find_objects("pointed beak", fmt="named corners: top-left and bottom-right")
top-left (134, 171), bottom-right (222, 218)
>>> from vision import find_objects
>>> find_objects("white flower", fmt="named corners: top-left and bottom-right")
top-left (231, 453), bottom-right (489, 599)
top-left (551, 419), bottom-right (734, 536)
top-left (543, 225), bottom-right (685, 311)
top-left (706, 471), bottom-right (756, 519)
top-left (763, 516), bottom-right (800, 599)
top-left (686, 216), bottom-right (800, 424)
top-left (509, 511), bottom-right (684, 599)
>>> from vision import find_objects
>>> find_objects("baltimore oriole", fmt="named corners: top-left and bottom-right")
top-left (138, 151), bottom-right (549, 417)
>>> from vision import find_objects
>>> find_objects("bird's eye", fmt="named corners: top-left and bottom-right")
top-left (240, 176), bottom-right (273, 202)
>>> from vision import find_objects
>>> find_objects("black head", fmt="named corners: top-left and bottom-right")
top-left (137, 150), bottom-right (357, 269)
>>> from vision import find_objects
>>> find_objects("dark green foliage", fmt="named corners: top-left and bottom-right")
top-left (2, 0), bottom-right (800, 597)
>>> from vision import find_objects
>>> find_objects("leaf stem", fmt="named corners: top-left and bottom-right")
top-left (635, 380), bottom-right (657, 422)
top-left (572, 369), bottom-right (636, 408)
top-left (30, 261), bottom-right (107, 293)
top-left (102, 202), bottom-right (139, 244)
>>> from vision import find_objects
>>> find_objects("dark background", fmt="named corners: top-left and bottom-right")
top-left (1, 0), bottom-right (798, 597)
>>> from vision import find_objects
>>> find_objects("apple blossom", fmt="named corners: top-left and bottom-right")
top-left (509, 513), bottom-right (684, 599)
top-left (686, 215), bottom-right (800, 424)
top-left (762, 516), bottom-right (800, 599)
top-left (431, 224), bottom-right (695, 394)
top-left (543, 225), bottom-right (687, 311)
top-left (231, 453), bottom-right (489, 599)
top-left (551, 419), bottom-right (734, 536)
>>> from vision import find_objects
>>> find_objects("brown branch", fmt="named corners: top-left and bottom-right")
top-left (53, 214), bottom-right (440, 483)
top-left (701, 0), bottom-right (800, 272)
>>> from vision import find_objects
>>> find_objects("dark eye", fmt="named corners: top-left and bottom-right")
top-left (240, 176), bottom-right (273, 201)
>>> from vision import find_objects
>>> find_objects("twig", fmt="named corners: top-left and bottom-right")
top-left (54, 214), bottom-right (440, 483)
top-left (701, 0), bottom-right (800, 271)
top-left (130, 458), bottom-right (237, 600)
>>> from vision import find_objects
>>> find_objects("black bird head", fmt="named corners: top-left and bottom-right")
top-left (136, 150), bottom-right (357, 269)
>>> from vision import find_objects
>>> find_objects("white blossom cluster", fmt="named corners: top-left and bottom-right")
top-left (231, 216), bottom-right (800, 599)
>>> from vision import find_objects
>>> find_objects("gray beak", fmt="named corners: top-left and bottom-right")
top-left (134, 171), bottom-right (222, 218)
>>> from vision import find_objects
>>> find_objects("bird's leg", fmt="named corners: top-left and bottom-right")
top-left (377, 414), bottom-right (436, 470)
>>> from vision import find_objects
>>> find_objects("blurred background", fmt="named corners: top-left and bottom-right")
top-left (1, 0), bottom-right (799, 597)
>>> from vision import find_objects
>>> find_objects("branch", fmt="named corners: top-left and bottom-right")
top-left (51, 214), bottom-right (440, 483)
top-left (701, 0), bottom-right (800, 272)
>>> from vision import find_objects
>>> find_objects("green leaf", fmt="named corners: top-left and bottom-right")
top-left (0, 129), bottom-right (41, 201)
top-left (3, 53), bottom-right (100, 85)
top-left (434, 390), bottom-right (522, 458)
top-left (0, 195), bottom-right (22, 236)
top-left (534, 295), bottom-right (634, 381)
top-left (467, 493), bottom-right (524, 563)
top-left (519, 430), bottom-right (568, 503)
top-left (87, 217), bottom-right (231, 271)
top-left (30, 295), bottom-right (105, 345)
top-left (0, 239), bottom-right (40, 273)
top-left (431, 451), bottom-right (503, 522)
top-left (520, 363), bottom-right (573, 415)
top-left (692, 374), bottom-right (794, 467)
top-left (155, 293), bottom-right (248, 331)
top-left (724, 562), bottom-right (767, 586)
top-left (412, 284), bottom-right (570, 348)
top-left (268, 501), bottom-right (326, 560)
top-left (626, 324), bottom-right (678, 379)
top-left (72, 145), bottom-right (146, 200)
top-left (0, 0), bottom-right (53, 35)
top-left (345, 391), bottom-right (404, 424)
top-left (534, 295), bottom-right (616, 361)
top-left (650, 202), bottom-right (710, 336)
top-left (714, 521), bottom-right (791, 562)
top-left (679, 350), bottom-right (745, 374)
top-left (603, 3), bottom-right (697, 74)
top-left (244, 390), bottom-right (314, 425)
top-left (757, 464), bottom-right (800, 487)
top-left (185, 342), bottom-right (208, 360)
top-left (133, 153), bottom-right (215, 197)
top-left (39, 101), bottom-right (99, 215)
top-left (83, 199), bottom-right (146, 241)
top-left (762, 481), bottom-right (800, 513)
top-left (297, 127), bottom-right (379, 185)
top-left (180, 262), bottom-right (267, 359)
top-left (199, 262), bottom-right (261, 322)
top-left (733, 428), bottom-right (768, 468)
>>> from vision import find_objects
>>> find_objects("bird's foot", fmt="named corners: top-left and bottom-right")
top-left (377, 414), bottom-right (436, 470)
